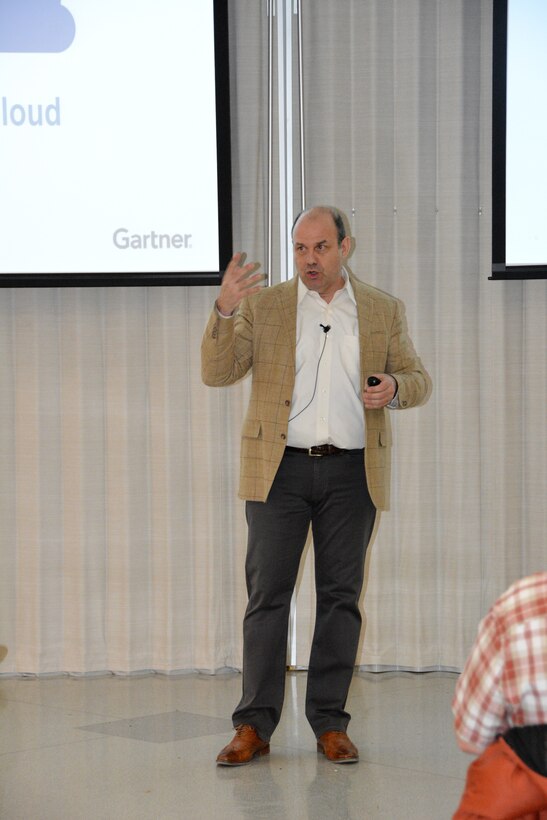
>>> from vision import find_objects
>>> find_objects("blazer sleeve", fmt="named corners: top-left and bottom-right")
top-left (386, 298), bottom-right (432, 409)
top-left (201, 300), bottom-right (254, 386)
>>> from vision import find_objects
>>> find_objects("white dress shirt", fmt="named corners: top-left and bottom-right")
top-left (287, 270), bottom-right (365, 449)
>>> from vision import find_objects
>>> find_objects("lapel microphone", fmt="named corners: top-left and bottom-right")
top-left (319, 324), bottom-right (331, 334)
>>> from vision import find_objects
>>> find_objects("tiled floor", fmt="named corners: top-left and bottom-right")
top-left (0, 670), bottom-right (469, 819)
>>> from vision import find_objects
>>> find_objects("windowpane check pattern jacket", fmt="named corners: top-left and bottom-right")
top-left (201, 272), bottom-right (432, 510)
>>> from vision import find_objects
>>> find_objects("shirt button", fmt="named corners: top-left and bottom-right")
top-left (280, 433), bottom-right (286, 440)
top-left (285, 400), bottom-right (290, 406)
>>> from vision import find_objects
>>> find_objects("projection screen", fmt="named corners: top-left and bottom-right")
top-left (492, 0), bottom-right (547, 280)
top-left (0, 0), bottom-right (232, 286)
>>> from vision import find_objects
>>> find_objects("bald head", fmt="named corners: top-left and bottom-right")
top-left (291, 206), bottom-right (347, 247)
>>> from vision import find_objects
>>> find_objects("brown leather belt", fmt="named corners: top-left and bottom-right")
top-left (284, 444), bottom-right (364, 457)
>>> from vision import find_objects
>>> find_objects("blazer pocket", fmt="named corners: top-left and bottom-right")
top-left (379, 429), bottom-right (391, 447)
top-left (242, 418), bottom-right (262, 439)
top-left (366, 428), bottom-right (391, 448)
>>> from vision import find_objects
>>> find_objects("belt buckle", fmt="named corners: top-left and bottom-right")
top-left (308, 446), bottom-right (322, 457)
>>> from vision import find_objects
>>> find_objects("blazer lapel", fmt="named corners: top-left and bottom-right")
top-left (274, 276), bottom-right (299, 359)
top-left (352, 274), bottom-right (375, 388)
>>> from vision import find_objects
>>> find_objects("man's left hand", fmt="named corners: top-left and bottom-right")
top-left (363, 374), bottom-right (397, 409)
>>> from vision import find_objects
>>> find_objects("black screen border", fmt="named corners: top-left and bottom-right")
top-left (0, 0), bottom-right (232, 288)
top-left (491, 0), bottom-right (547, 280)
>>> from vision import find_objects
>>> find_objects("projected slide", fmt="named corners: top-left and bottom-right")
top-left (506, 0), bottom-right (547, 266)
top-left (0, 0), bottom-right (227, 279)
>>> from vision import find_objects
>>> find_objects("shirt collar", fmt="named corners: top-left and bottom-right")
top-left (296, 267), bottom-right (356, 306)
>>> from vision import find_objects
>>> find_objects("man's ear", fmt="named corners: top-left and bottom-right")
top-left (341, 235), bottom-right (352, 258)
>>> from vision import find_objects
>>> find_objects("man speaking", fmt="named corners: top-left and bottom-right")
top-left (201, 206), bottom-right (432, 766)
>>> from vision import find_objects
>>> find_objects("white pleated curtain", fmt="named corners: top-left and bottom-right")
top-left (0, 0), bottom-right (545, 676)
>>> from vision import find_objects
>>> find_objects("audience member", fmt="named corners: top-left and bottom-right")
top-left (452, 572), bottom-right (547, 818)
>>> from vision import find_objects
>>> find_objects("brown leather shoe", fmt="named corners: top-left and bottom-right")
top-left (216, 724), bottom-right (270, 766)
top-left (317, 730), bottom-right (359, 763)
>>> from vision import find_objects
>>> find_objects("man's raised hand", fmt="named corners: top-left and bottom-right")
top-left (216, 253), bottom-right (265, 316)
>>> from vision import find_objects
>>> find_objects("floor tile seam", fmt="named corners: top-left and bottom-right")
top-left (348, 684), bottom-right (447, 698)
top-left (164, 707), bottom-right (235, 720)
top-left (353, 674), bottom-right (459, 685)
top-left (0, 695), bottom-right (235, 723)
top-left (0, 733), bottom-right (111, 760)
top-left (259, 745), bottom-right (468, 780)
top-left (0, 696), bottom-right (130, 721)
top-left (79, 708), bottom-right (234, 728)
top-left (349, 680), bottom-right (458, 694)
top-left (360, 756), bottom-right (467, 783)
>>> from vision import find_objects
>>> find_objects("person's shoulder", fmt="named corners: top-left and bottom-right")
top-left (349, 273), bottom-right (400, 306)
top-left (500, 572), bottom-right (547, 603)
top-left (247, 277), bottom-right (296, 306)
top-left (491, 572), bottom-right (547, 626)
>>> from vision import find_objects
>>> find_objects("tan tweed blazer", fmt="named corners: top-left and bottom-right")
top-left (201, 272), bottom-right (431, 510)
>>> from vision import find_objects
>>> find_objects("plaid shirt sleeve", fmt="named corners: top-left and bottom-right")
top-left (452, 574), bottom-right (547, 754)
top-left (452, 610), bottom-right (508, 753)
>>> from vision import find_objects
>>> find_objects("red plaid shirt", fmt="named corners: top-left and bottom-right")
top-left (452, 572), bottom-right (547, 754)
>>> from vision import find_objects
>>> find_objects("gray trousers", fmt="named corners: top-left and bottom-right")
top-left (232, 449), bottom-right (377, 741)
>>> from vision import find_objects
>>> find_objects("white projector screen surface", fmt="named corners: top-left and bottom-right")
top-left (505, 0), bottom-right (547, 266)
top-left (0, 0), bottom-right (231, 284)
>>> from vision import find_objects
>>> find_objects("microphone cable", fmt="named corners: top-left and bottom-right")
top-left (288, 325), bottom-right (330, 422)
